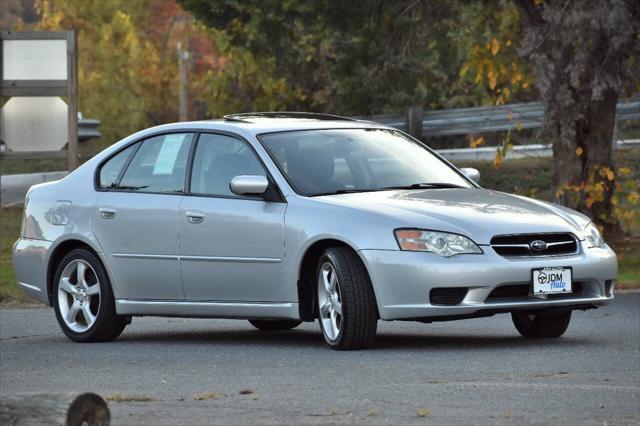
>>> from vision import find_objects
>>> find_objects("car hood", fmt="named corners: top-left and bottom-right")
top-left (317, 188), bottom-right (590, 245)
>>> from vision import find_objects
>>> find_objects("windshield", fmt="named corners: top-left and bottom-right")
top-left (259, 128), bottom-right (473, 196)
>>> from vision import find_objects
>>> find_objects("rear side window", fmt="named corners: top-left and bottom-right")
top-left (117, 133), bottom-right (193, 193)
top-left (98, 143), bottom-right (138, 189)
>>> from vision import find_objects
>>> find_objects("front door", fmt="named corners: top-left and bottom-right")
top-left (91, 132), bottom-right (194, 300)
top-left (178, 133), bottom-right (287, 302)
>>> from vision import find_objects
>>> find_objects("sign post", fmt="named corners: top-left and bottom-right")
top-left (0, 30), bottom-right (79, 170)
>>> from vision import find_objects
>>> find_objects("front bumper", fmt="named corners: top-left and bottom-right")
top-left (359, 243), bottom-right (617, 320)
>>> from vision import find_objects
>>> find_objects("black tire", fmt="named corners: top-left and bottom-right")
top-left (511, 310), bottom-right (572, 338)
top-left (316, 247), bottom-right (378, 350)
top-left (53, 248), bottom-right (127, 342)
top-left (248, 319), bottom-right (302, 331)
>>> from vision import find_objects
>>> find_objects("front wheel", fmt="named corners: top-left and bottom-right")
top-left (511, 310), bottom-right (572, 338)
top-left (316, 247), bottom-right (378, 350)
top-left (53, 248), bottom-right (127, 342)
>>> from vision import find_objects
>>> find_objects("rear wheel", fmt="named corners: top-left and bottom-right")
top-left (248, 319), bottom-right (301, 331)
top-left (511, 310), bottom-right (572, 338)
top-left (53, 248), bottom-right (127, 342)
top-left (316, 247), bottom-right (378, 350)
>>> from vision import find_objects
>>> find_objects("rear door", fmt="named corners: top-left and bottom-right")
top-left (91, 132), bottom-right (194, 300)
top-left (178, 133), bottom-right (287, 302)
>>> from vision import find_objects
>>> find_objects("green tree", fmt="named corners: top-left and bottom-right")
top-left (179, 0), bottom-right (471, 116)
top-left (35, 0), bottom-right (197, 146)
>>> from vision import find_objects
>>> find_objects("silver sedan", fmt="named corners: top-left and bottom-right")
top-left (12, 113), bottom-right (617, 349)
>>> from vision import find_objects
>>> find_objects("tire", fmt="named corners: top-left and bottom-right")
top-left (511, 310), bottom-right (572, 338)
top-left (53, 248), bottom-right (127, 342)
top-left (316, 247), bottom-right (378, 350)
top-left (248, 319), bottom-right (302, 331)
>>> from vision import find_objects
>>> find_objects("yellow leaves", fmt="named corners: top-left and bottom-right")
top-left (501, 87), bottom-right (511, 101)
top-left (629, 191), bottom-right (639, 205)
top-left (493, 151), bottom-right (503, 169)
top-left (599, 167), bottom-right (615, 181)
top-left (585, 197), bottom-right (595, 208)
top-left (515, 122), bottom-right (523, 131)
top-left (606, 170), bottom-right (615, 181)
top-left (487, 69), bottom-right (497, 90)
top-left (575, 147), bottom-right (583, 157)
top-left (459, 63), bottom-right (470, 78)
top-left (490, 38), bottom-right (500, 56)
top-left (470, 136), bottom-right (485, 148)
top-left (618, 167), bottom-right (631, 177)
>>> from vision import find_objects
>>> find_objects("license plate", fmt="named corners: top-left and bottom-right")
top-left (532, 267), bottom-right (572, 295)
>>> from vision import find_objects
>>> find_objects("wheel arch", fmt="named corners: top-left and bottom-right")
top-left (296, 238), bottom-right (375, 321)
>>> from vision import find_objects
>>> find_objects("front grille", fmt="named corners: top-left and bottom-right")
top-left (430, 287), bottom-right (468, 305)
top-left (487, 282), bottom-right (584, 300)
top-left (491, 233), bottom-right (578, 257)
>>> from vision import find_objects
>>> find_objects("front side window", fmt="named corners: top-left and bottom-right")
top-left (190, 133), bottom-right (266, 197)
top-left (117, 133), bottom-right (193, 193)
top-left (259, 129), bottom-right (472, 196)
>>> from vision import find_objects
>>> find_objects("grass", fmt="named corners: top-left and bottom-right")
top-left (0, 206), bottom-right (31, 304)
top-left (1, 150), bottom-right (638, 304)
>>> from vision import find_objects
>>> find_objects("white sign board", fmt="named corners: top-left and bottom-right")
top-left (1, 97), bottom-right (68, 151)
top-left (2, 39), bottom-right (68, 80)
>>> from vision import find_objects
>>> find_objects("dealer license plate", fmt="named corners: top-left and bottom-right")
top-left (532, 267), bottom-right (572, 295)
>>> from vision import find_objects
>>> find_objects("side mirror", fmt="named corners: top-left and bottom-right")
top-left (460, 167), bottom-right (480, 184)
top-left (230, 175), bottom-right (269, 196)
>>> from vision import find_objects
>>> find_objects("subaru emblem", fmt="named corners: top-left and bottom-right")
top-left (530, 240), bottom-right (547, 252)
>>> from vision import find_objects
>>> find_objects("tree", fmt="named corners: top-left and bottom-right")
top-left (34, 0), bottom-right (213, 146)
top-left (515, 0), bottom-right (640, 234)
top-left (178, 0), bottom-right (469, 116)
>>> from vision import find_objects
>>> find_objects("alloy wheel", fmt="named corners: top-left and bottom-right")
top-left (317, 261), bottom-right (343, 341)
top-left (57, 259), bottom-right (101, 333)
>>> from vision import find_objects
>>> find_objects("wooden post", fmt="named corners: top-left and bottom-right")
top-left (66, 30), bottom-right (78, 171)
top-left (407, 106), bottom-right (423, 139)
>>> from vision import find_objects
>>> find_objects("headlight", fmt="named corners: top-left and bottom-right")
top-left (583, 222), bottom-right (604, 248)
top-left (394, 229), bottom-right (483, 257)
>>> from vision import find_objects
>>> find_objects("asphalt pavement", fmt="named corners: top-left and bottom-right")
top-left (1, 293), bottom-right (639, 425)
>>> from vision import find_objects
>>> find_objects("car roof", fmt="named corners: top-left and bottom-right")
top-left (136, 113), bottom-right (392, 138)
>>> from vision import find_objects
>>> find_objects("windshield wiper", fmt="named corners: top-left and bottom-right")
top-left (311, 183), bottom-right (465, 197)
top-left (378, 182), bottom-right (466, 190)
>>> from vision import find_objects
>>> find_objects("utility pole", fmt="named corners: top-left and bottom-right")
top-left (177, 42), bottom-right (189, 122)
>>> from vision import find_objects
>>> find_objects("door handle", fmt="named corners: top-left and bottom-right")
top-left (185, 211), bottom-right (205, 224)
top-left (99, 207), bottom-right (117, 219)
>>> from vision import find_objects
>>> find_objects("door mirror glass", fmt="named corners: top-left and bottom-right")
top-left (460, 167), bottom-right (480, 184)
top-left (230, 175), bottom-right (269, 196)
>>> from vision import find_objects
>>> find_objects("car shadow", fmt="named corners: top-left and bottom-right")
top-left (115, 327), bottom-right (592, 351)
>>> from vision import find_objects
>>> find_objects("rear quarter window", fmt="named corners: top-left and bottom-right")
top-left (98, 143), bottom-right (138, 189)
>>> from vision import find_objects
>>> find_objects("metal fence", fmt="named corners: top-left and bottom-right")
top-left (356, 97), bottom-right (640, 137)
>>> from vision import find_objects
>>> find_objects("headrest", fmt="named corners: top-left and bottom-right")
top-left (290, 149), bottom-right (335, 183)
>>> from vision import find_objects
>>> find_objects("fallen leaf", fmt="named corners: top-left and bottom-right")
top-left (417, 408), bottom-right (431, 417)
